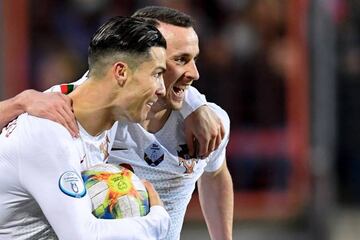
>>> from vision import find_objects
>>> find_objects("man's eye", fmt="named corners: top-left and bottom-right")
top-left (174, 58), bottom-right (186, 65)
top-left (154, 72), bottom-right (162, 79)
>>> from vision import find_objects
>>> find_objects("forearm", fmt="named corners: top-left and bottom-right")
top-left (198, 162), bottom-right (234, 240)
top-left (0, 91), bottom-right (27, 129)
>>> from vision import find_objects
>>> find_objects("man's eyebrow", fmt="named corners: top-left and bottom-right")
top-left (172, 52), bottom-right (199, 59)
top-left (155, 66), bottom-right (166, 72)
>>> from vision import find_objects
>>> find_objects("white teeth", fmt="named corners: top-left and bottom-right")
top-left (173, 88), bottom-right (183, 96)
top-left (174, 85), bottom-right (190, 91)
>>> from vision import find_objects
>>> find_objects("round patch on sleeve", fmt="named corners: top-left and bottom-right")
top-left (59, 171), bottom-right (86, 198)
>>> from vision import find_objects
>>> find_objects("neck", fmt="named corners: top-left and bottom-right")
top-left (141, 99), bottom-right (171, 133)
top-left (69, 77), bottom-right (115, 136)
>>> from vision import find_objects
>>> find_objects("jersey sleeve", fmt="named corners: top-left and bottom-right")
top-left (17, 115), bottom-right (170, 240)
top-left (179, 86), bottom-right (207, 119)
top-left (203, 103), bottom-right (231, 173)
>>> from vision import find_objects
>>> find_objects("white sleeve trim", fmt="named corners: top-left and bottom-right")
top-left (179, 86), bottom-right (207, 119)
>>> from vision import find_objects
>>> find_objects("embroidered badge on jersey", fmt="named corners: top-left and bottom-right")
top-left (144, 143), bottom-right (164, 167)
top-left (3, 119), bottom-right (17, 137)
top-left (59, 171), bottom-right (86, 198)
top-left (177, 144), bottom-right (199, 174)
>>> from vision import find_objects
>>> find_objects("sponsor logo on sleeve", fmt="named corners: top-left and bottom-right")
top-left (59, 171), bottom-right (86, 198)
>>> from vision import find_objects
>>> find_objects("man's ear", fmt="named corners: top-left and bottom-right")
top-left (113, 62), bottom-right (128, 87)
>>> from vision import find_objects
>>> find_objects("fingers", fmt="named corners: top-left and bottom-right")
top-left (214, 128), bottom-right (222, 150)
top-left (196, 136), bottom-right (208, 159)
top-left (23, 91), bottom-right (78, 137)
top-left (220, 121), bottom-right (225, 140)
top-left (60, 95), bottom-right (78, 137)
top-left (208, 137), bottom-right (216, 156)
top-left (185, 130), bottom-right (195, 157)
top-left (50, 93), bottom-right (78, 137)
top-left (143, 180), bottom-right (163, 207)
top-left (184, 105), bottom-right (226, 159)
top-left (196, 127), bottom-right (222, 159)
top-left (58, 106), bottom-right (78, 137)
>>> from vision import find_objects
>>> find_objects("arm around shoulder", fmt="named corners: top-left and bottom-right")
top-left (0, 89), bottom-right (78, 137)
top-left (0, 90), bottom-right (31, 129)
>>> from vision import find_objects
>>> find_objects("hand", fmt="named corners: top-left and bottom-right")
top-left (184, 105), bottom-right (225, 158)
top-left (20, 90), bottom-right (79, 137)
top-left (143, 180), bottom-right (163, 207)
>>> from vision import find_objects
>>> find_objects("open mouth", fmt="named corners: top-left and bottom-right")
top-left (171, 86), bottom-right (186, 102)
top-left (173, 86), bottom-right (185, 96)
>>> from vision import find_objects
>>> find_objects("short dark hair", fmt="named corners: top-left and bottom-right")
top-left (88, 16), bottom-right (166, 73)
top-left (132, 6), bottom-right (194, 28)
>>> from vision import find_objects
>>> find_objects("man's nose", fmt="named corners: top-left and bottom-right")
top-left (184, 60), bottom-right (200, 81)
top-left (156, 76), bottom-right (166, 97)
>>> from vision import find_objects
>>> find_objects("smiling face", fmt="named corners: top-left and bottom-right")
top-left (121, 46), bottom-right (166, 122)
top-left (155, 23), bottom-right (200, 111)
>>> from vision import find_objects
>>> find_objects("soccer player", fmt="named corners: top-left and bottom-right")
top-left (122, 7), bottom-right (234, 240)
top-left (0, 17), bottom-right (170, 239)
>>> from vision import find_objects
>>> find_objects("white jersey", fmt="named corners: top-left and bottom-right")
top-left (109, 103), bottom-right (230, 240)
top-left (0, 114), bottom-right (170, 240)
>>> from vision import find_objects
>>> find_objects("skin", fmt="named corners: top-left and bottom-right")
top-left (143, 180), bottom-right (164, 207)
top-left (184, 105), bottom-right (225, 158)
top-left (198, 161), bottom-right (234, 240)
top-left (155, 23), bottom-right (200, 111)
top-left (117, 49), bottom-right (167, 123)
top-left (70, 47), bottom-right (166, 136)
top-left (143, 23), bottom-right (200, 130)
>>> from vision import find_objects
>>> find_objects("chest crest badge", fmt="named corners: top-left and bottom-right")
top-left (177, 144), bottom-right (198, 174)
top-left (144, 143), bottom-right (164, 167)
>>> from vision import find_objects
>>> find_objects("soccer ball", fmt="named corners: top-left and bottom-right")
top-left (82, 163), bottom-right (150, 219)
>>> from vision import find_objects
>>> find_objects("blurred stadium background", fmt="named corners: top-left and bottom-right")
top-left (1, 0), bottom-right (360, 239)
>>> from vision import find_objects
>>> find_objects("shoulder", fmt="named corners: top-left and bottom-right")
top-left (16, 113), bottom-right (73, 146)
top-left (1, 114), bottom-right (75, 167)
